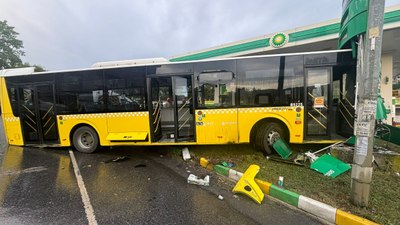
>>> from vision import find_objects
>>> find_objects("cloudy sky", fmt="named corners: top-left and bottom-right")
top-left (1, 0), bottom-right (399, 70)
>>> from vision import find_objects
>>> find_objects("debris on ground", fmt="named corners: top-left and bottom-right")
top-left (374, 147), bottom-right (400, 155)
top-left (187, 174), bottom-right (210, 186)
top-left (221, 161), bottom-right (235, 167)
top-left (278, 176), bottom-right (284, 188)
top-left (200, 157), bottom-right (214, 170)
top-left (200, 157), bottom-right (208, 168)
top-left (217, 195), bottom-right (224, 200)
top-left (267, 155), bottom-right (305, 166)
top-left (232, 164), bottom-right (264, 204)
top-left (182, 147), bottom-right (191, 161)
top-left (271, 138), bottom-right (293, 159)
top-left (310, 154), bottom-right (351, 178)
top-left (103, 156), bottom-right (129, 163)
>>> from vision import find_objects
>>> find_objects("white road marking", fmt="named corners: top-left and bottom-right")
top-left (0, 166), bottom-right (47, 176)
top-left (69, 150), bottom-right (98, 225)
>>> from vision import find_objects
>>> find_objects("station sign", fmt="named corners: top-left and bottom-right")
top-left (338, 0), bottom-right (369, 49)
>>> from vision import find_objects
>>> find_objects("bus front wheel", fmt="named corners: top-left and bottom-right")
top-left (72, 126), bottom-right (99, 153)
top-left (256, 122), bottom-right (286, 155)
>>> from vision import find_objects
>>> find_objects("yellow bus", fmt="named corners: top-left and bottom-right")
top-left (0, 50), bottom-right (356, 154)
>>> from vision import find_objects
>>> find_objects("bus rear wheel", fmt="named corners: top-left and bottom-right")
top-left (256, 122), bottom-right (286, 155)
top-left (72, 126), bottom-right (99, 153)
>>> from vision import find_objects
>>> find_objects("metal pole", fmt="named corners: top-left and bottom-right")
top-left (351, 0), bottom-right (385, 207)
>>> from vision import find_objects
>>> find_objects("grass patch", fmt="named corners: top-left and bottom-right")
top-left (168, 143), bottom-right (400, 225)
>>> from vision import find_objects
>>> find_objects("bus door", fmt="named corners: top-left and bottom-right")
top-left (148, 75), bottom-right (194, 142)
top-left (305, 68), bottom-right (331, 137)
top-left (18, 84), bottom-right (58, 144)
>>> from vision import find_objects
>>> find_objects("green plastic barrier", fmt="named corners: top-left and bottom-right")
top-left (272, 139), bottom-right (293, 159)
top-left (310, 154), bottom-right (351, 178)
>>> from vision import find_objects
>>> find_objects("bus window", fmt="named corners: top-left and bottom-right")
top-left (237, 57), bottom-right (280, 106)
top-left (56, 70), bottom-right (105, 114)
top-left (197, 71), bottom-right (235, 108)
top-left (7, 86), bottom-right (19, 117)
top-left (105, 67), bottom-right (146, 112)
top-left (283, 56), bottom-right (304, 105)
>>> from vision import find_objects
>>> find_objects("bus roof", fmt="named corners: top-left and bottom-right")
top-left (0, 49), bottom-right (352, 77)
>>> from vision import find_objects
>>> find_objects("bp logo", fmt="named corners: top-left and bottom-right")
top-left (270, 32), bottom-right (288, 48)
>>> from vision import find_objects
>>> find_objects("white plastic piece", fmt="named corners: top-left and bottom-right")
top-left (305, 152), bottom-right (318, 163)
top-left (187, 174), bottom-right (210, 186)
top-left (278, 176), bottom-right (284, 188)
top-left (228, 169), bottom-right (243, 181)
top-left (298, 196), bottom-right (337, 223)
top-left (182, 147), bottom-right (191, 161)
top-left (218, 195), bottom-right (224, 200)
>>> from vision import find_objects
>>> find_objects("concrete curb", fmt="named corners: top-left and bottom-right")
top-left (200, 158), bottom-right (379, 225)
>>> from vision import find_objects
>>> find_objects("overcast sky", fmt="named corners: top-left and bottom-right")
top-left (1, 0), bottom-right (399, 70)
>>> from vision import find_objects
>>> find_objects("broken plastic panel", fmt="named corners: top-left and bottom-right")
top-left (272, 139), bottom-right (293, 159)
top-left (310, 154), bottom-right (351, 178)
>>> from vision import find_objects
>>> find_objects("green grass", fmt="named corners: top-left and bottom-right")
top-left (168, 143), bottom-right (400, 225)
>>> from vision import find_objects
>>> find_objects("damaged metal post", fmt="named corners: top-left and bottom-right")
top-left (351, 0), bottom-right (385, 207)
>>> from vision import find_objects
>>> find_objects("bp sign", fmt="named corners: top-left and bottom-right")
top-left (338, 0), bottom-right (368, 49)
top-left (270, 32), bottom-right (288, 48)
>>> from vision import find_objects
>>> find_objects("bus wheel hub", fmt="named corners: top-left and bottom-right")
top-left (267, 131), bottom-right (280, 145)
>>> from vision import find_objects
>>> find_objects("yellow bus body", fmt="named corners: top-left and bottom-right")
top-left (1, 76), bottom-right (340, 148)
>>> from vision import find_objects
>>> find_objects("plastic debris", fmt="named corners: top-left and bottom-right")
top-left (200, 157), bottom-right (209, 168)
top-left (232, 164), bottom-right (264, 204)
top-left (217, 195), bottom-right (224, 200)
top-left (310, 154), bottom-right (351, 178)
top-left (221, 161), bottom-right (235, 167)
top-left (187, 174), bottom-right (210, 186)
top-left (278, 176), bottom-right (284, 188)
top-left (272, 138), bottom-right (293, 159)
top-left (305, 152), bottom-right (318, 163)
top-left (182, 147), bottom-right (191, 161)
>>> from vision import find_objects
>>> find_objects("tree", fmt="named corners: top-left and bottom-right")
top-left (0, 20), bottom-right (25, 69)
top-left (21, 62), bottom-right (46, 72)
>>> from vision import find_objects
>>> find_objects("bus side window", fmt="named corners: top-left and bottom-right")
top-left (197, 71), bottom-right (234, 108)
top-left (237, 57), bottom-right (280, 107)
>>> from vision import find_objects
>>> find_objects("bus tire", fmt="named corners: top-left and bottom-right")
top-left (72, 126), bottom-right (99, 153)
top-left (256, 122), bottom-right (286, 155)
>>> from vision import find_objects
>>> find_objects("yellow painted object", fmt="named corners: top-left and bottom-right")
top-left (194, 106), bottom-right (304, 145)
top-left (336, 209), bottom-right (379, 225)
top-left (195, 109), bottom-right (239, 144)
top-left (0, 78), bottom-right (23, 146)
top-left (200, 157), bottom-right (208, 168)
top-left (106, 132), bottom-right (148, 141)
top-left (199, 157), bottom-right (214, 170)
top-left (254, 178), bottom-right (272, 195)
top-left (57, 112), bottom-right (150, 146)
top-left (232, 164), bottom-right (264, 204)
top-left (237, 107), bottom-right (304, 144)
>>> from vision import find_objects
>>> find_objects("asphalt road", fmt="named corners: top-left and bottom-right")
top-left (0, 119), bottom-right (324, 225)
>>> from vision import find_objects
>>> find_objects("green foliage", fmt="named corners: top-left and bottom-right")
top-left (21, 62), bottom-right (46, 72)
top-left (0, 20), bottom-right (25, 69)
